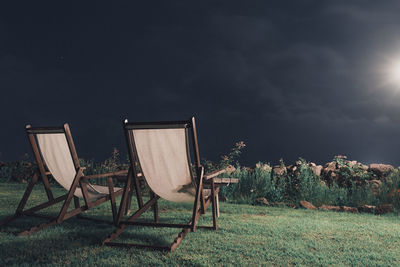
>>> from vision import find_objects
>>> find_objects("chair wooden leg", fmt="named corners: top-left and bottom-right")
top-left (73, 196), bottom-right (80, 209)
top-left (216, 194), bottom-right (220, 218)
top-left (16, 172), bottom-right (39, 214)
top-left (153, 200), bottom-right (159, 223)
top-left (211, 179), bottom-right (217, 230)
top-left (117, 168), bottom-right (133, 224)
top-left (191, 167), bottom-right (204, 232)
top-left (200, 190), bottom-right (206, 214)
top-left (57, 170), bottom-right (83, 223)
top-left (107, 177), bottom-right (117, 225)
top-left (17, 219), bottom-right (57, 236)
top-left (149, 191), bottom-right (159, 223)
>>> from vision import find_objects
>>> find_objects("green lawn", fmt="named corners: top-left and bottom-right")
top-left (0, 182), bottom-right (399, 266)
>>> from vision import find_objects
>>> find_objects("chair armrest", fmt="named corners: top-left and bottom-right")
top-left (204, 177), bottom-right (238, 185)
top-left (203, 169), bottom-right (226, 180)
top-left (83, 169), bottom-right (128, 179)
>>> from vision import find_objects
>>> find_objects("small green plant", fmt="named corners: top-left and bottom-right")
top-left (204, 141), bottom-right (246, 173)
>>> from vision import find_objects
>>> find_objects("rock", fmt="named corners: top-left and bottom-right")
top-left (311, 165), bottom-right (323, 176)
top-left (256, 197), bottom-right (269, 206)
top-left (368, 164), bottom-right (394, 176)
top-left (318, 205), bottom-right (341, 212)
top-left (357, 205), bottom-right (376, 213)
top-left (273, 165), bottom-right (287, 176)
top-left (309, 162), bottom-right (317, 167)
top-left (360, 164), bottom-right (369, 171)
top-left (255, 163), bottom-right (272, 172)
top-left (340, 206), bottom-right (358, 213)
top-left (299, 200), bottom-right (317, 210)
top-left (323, 162), bottom-right (337, 173)
top-left (375, 204), bottom-right (393, 215)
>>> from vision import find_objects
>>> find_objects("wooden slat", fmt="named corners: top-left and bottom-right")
top-left (22, 194), bottom-right (68, 214)
top-left (17, 220), bottom-right (57, 236)
top-left (106, 242), bottom-right (171, 251)
top-left (204, 177), bottom-right (239, 184)
top-left (203, 169), bottom-right (226, 180)
top-left (83, 169), bottom-right (128, 179)
top-left (120, 222), bottom-right (192, 228)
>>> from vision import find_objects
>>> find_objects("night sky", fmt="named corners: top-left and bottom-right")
top-left (1, 1), bottom-right (400, 166)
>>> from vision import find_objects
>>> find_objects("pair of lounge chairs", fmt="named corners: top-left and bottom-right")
top-left (0, 117), bottom-right (237, 251)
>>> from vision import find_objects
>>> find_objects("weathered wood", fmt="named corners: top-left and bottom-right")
top-left (106, 117), bottom-right (229, 252)
top-left (106, 242), bottom-right (171, 251)
top-left (120, 222), bottom-right (192, 228)
top-left (22, 194), bottom-right (68, 214)
top-left (63, 123), bottom-right (80, 170)
top-left (17, 220), bottom-right (57, 236)
top-left (79, 179), bottom-right (92, 209)
top-left (15, 172), bottom-right (39, 214)
top-left (211, 178), bottom-right (217, 230)
top-left (204, 177), bottom-right (239, 185)
top-left (150, 191), bottom-right (159, 223)
top-left (116, 167), bottom-right (133, 224)
top-left (57, 168), bottom-right (84, 223)
top-left (84, 169), bottom-right (128, 179)
top-left (1, 123), bottom-right (126, 237)
top-left (62, 189), bottom-right (123, 221)
top-left (107, 177), bottom-right (117, 224)
top-left (170, 228), bottom-right (190, 252)
top-left (203, 169), bottom-right (227, 180)
top-left (191, 166), bottom-right (204, 232)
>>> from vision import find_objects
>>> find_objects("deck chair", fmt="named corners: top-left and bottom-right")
top-left (0, 123), bottom-right (126, 236)
top-left (103, 117), bottom-right (238, 251)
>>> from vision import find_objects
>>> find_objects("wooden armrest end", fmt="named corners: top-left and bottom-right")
top-left (203, 169), bottom-right (226, 180)
top-left (204, 177), bottom-right (238, 185)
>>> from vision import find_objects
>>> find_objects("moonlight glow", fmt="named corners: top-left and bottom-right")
top-left (384, 59), bottom-right (400, 87)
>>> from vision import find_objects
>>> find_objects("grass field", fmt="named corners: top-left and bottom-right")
top-left (0, 182), bottom-right (400, 266)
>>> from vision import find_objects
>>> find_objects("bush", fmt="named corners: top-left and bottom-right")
top-left (1, 145), bottom-right (399, 211)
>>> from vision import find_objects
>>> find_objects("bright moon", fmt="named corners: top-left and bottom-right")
top-left (385, 59), bottom-right (400, 86)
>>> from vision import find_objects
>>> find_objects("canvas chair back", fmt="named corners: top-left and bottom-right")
top-left (27, 125), bottom-right (104, 199)
top-left (127, 122), bottom-right (198, 203)
top-left (37, 133), bottom-right (77, 191)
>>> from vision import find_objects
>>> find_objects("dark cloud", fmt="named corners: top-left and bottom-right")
top-left (1, 1), bottom-right (400, 166)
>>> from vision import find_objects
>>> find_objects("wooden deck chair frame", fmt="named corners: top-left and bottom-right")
top-left (103, 117), bottom-right (227, 252)
top-left (0, 123), bottom-right (126, 236)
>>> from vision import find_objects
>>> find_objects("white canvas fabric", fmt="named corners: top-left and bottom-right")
top-left (37, 133), bottom-right (118, 200)
top-left (132, 128), bottom-right (196, 203)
